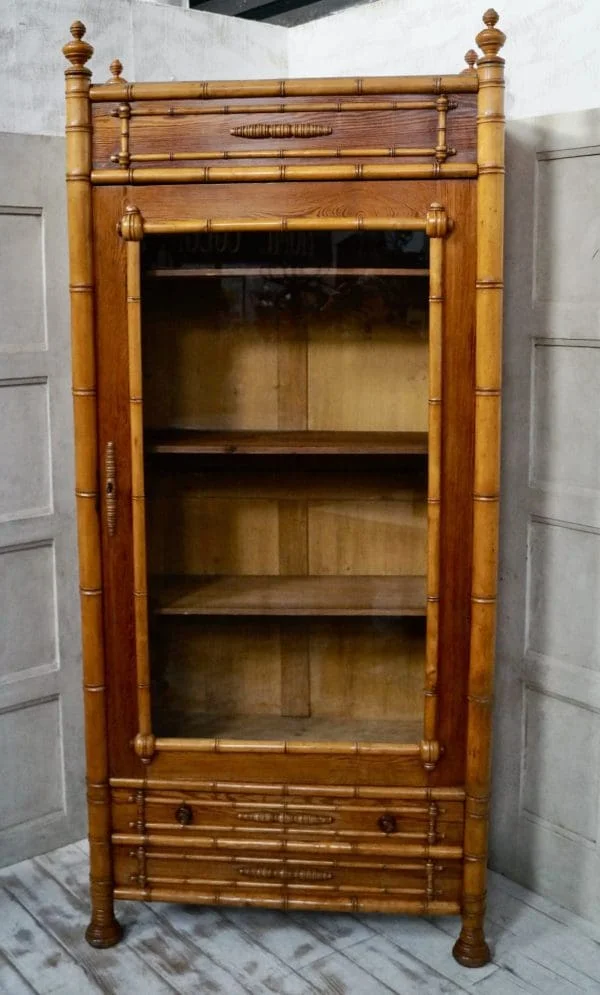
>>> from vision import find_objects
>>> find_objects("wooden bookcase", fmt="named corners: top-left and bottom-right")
top-left (63, 10), bottom-right (505, 967)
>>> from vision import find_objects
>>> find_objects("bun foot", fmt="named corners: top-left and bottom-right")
top-left (452, 929), bottom-right (491, 968)
top-left (85, 917), bottom-right (123, 948)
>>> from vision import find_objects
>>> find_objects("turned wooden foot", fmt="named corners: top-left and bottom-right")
top-left (85, 916), bottom-right (123, 948)
top-left (452, 926), bottom-right (491, 968)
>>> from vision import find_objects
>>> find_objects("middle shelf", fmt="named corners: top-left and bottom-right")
top-left (145, 430), bottom-right (429, 456)
top-left (152, 575), bottom-right (427, 617)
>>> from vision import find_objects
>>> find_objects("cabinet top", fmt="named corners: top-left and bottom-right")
top-left (63, 11), bottom-right (505, 188)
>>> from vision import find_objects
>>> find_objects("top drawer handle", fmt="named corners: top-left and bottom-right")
top-left (175, 803), bottom-right (193, 826)
top-left (230, 123), bottom-right (333, 140)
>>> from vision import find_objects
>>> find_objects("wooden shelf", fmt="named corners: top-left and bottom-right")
top-left (148, 465), bottom-right (427, 501)
top-left (145, 267), bottom-right (429, 279)
top-left (152, 575), bottom-right (427, 617)
top-left (153, 713), bottom-right (423, 745)
top-left (146, 430), bottom-right (428, 456)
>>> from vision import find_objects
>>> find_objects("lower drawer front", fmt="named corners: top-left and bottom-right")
top-left (113, 845), bottom-right (462, 904)
top-left (112, 787), bottom-right (463, 845)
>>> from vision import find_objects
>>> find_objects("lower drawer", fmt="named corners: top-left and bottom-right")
top-left (113, 844), bottom-right (462, 906)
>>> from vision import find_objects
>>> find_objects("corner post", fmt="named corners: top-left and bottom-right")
top-left (453, 8), bottom-right (505, 969)
top-left (64, 21), bottom-right (122, 948)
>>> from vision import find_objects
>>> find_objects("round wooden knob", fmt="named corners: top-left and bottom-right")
top-left (175, 803), bottom-right (193, 826)
top-left (377, 812), bottom-right (398, 835)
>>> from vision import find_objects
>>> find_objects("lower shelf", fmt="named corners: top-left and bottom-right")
top-left (152, 713), bottom-right (423, 744)
top-left (152, 574), bottom-right (427, 616)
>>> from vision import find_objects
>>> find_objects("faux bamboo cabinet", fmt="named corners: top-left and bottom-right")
top-left (63, 10), bottom-right (505, 967)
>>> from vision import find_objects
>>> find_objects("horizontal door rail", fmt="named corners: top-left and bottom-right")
top-left (118, 204), bottom-right (453, 241)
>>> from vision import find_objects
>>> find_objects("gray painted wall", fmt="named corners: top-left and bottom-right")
top-left (2, 0), bottom-right (600, 928)
top-left (0, 0), bottom-right (287, 137)
top-left (492, 110), bottom-right (600, 922)
top-left (0, 134), bottom-right (86, 865)
top-left (0, 0), bottom-right (287, 864)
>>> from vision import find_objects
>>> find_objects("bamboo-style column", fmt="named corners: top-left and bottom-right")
top-left (120, 209), bottom-right (156, 765)
top-left (89, 74), bottom-right (479, 103)
top-left (453, 9), bottom-right (505, 969)
top-left (63, 22), bottom-right (122, 948)
top-left (91, 162), bottom-right (478, 185)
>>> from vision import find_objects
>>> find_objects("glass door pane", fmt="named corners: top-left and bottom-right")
top-left (140, 229), bottom-right (430, 744)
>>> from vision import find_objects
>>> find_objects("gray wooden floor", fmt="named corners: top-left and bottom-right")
top-left (2, 841), bottom-right (600, 994)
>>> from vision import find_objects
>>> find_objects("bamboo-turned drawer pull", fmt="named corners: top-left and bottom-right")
top-left (230, 123), bottom-right (333, 140)
top-left (238, 866), bottom-right (333, 882)
top-left (105, 441), bottom-right (116, 536)
top-left (378, 813), bottom-right (398, 835)
top-left (175, 803), bottom-right (193, 826)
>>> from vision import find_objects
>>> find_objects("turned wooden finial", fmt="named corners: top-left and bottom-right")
top-left (107, 59), bottom-right (127, 84)
top-left (119, 205), bottom-right (144, 241)
top-left (63, 21), bottom-right (93, 70)
top-left (476, 9), bottom-right (506, 62)
top-left (461, 49), bottom-right (478, 75)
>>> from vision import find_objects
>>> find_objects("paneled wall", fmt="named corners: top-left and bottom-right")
top-left (0, 135), bottom-right (86, 865)
top-left (493, 110), bottom-right (600, 921)
top-left (0, 0), bottom-right (286, 864)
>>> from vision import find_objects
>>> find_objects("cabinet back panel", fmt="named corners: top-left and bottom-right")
top-left (146, 478), bottom-right (426, 578)
top-left (152, 617), bottom-right (424, 729)
top-left (142, 277), bottom-right (428, 432)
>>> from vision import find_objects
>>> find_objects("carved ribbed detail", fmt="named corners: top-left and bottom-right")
top-left (231, 123), bottom-right (333, 139)
top-left (105, 441), bottom-right (116, 537)
top-left (238, 866), bottom-right (334, 882)
top-left (237, 811), bottom-right (334, 826)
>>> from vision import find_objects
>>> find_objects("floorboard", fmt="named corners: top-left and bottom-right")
top-left (1, 842), bottom-right (599, 995)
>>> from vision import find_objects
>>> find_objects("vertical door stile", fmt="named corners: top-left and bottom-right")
top-left (124, 209), bottom-right (154, 764)
top-left (424, 224), bottom-right (442, 755)
top-left (420, 202), bottom-right (448, 772)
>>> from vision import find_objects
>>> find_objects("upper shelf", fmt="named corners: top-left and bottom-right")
top-left (145, 430), bottom-right (429, 456)
top-left (144, 267), bottom-right (430, 279)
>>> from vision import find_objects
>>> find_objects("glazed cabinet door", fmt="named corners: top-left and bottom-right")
top-left (94, 181), bottom-right (475, 787)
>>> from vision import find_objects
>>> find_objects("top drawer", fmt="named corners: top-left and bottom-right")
top-left (112, 785), bottom-right (464, 846)
top-left (92, 93), bottom-right (477, 172)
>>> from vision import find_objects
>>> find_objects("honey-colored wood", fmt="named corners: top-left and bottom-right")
top-left (127, 214), bottom-right (430, 237)
top-left (145, 430), bottom-right (428, 454)
top-left (425, 207), bottom-right (443, 750)
top-left (65, 12), bottom-right (504, 962)
top-left (152, 575), bottom-right (426, 616)
top-left (109, 777), bottom-right (465, 802)
top-left (453, 9), bottom-right (505, 969)
top-left (125, 227), bottom-right (155, 766)
top-left (89, 75), bottom-right (478, 103)
top-left (63, 21), bottom-right (122, 949)
top-left (120, 147), bottom-right (450, 163)
top-left (114, 99), bottom-right (454, 114)
top-left (96, 163), bottom-right (478, 185)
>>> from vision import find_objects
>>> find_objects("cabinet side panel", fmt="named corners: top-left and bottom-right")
top-left (93, 186), bottom-right (139, 779)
